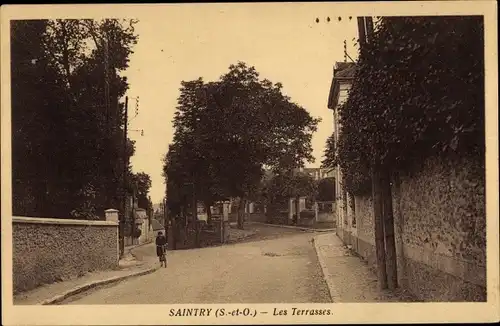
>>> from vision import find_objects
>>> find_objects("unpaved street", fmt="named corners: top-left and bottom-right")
top-left (62, 226), bottom-right (331, 304)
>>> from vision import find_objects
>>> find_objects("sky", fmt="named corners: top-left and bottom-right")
top-left (122, 6), bottom-right (359, 204)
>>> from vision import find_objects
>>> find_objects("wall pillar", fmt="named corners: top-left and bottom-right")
top-left (314, 202), bottom-right (319, 222)
top-left (105, 209), bottom-right (119, 223)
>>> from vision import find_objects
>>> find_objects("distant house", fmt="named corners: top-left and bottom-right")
top-left (151, 219), bottom-right (165, 234)
top-left (296, 167), bottom-right (335, 181)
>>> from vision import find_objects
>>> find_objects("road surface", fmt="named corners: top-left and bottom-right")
top-left (62, 225), bottom-right (331, 304)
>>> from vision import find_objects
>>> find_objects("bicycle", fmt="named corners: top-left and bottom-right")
top-left (158, 244), bottom-right (167, 268)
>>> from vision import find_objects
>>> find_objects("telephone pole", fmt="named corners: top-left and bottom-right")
top-left (356, 16), bottom-right (388, 290)
top-left (357, 16), bottom-right (397, 290)
top-left (131, 180), bottom-right (137, 244)
top-left (120, 96), bottom-right (129, 258)
top-left (104, 38), bottom-right (111, 123)
top-left (315, 15), bottom-right (395, 290)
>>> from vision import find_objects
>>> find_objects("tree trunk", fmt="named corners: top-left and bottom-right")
top-left (205, 200), bottom-right (213, 225)
top-left (181, 206), bottom-right (188, 245)
top-left (193, 192), bottom-right (200, 248)
top-left (237, 197), bottom-right (246, 229)
top-left (295, 195), bottom-right (300, 225)
top-left (164, 202), bottom-right (170, 247)
top-left (372, 163), bottom-right (388, 289)
top-left (182, 205), bottom-right (188, 234)
top-left (171, 216), bottom-right (177, 250)
top-left (381, 167), bottom-right (398, 289)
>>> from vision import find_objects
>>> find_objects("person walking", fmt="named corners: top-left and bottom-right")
top-left (155, 231), bottom-right (167, 268)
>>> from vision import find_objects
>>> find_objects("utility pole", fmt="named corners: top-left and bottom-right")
top-left (381, 168), bottom-right (398, 289)
top-left (357, 16), bottom-right (389, 290)
top-left (344, 40), bottom-right (347, 62)
top-left (182, 182), bottom-right (198, 247)
top-left (316, 15), bottom-right (394, 289)
top-left (362, 16), bottom-right (397, 289)
top-left (371, 158), bottom-right (387, 289)
top-left (104, 38), bottom-right (111, 123)
top-left (120, 96), bottom-right (129, 258)
top-left (192, 182), bottom-right (200, 248)
top-left (102, 37), bottom-right (113, 220)
top-left (131, 181), bottom-right (136, 245)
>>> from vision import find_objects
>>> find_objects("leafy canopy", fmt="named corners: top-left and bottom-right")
top-left (11, 19), bottom-right (139, 219)
top-left (323, 16), bottom-right (484, 195)
top-left (265, 172), bottom-right (318, 205)
top-left (164, 62), bottom-right (320, 211)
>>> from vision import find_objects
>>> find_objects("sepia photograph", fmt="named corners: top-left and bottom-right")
top-left (1, 2), bottom-right (498, 325)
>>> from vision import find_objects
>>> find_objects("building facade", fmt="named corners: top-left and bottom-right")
top-left (325, 61), bottom-right (485, 301)
top-left (327, 62), bottom-right (357, 239)
top-left (298, 167), bottom-right (335, 181)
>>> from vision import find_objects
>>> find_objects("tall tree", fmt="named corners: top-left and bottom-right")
top-left (165, 62), bottom-right (320, 231)
top-left (130, 172), bottom-right (153, 210)
top-left (11, 19), bottom-right (139, 219)
top-left (317, 177), bottom-right (336, 202)
top-left (266, 172), bottom-right (318, 205)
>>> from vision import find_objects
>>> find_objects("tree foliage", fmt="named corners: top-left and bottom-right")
top-left (265, 172), bottom-right (318, 205)
top-left (11, 19), bottom-right (139, 219)
top-left (164, 62), bottom-right (320, 226)
top-left (316, 177), bottom-right (336, 201)
top-left (130, 171), bottom-right (153, 215)
top-left (323, 16), bottom-right (484, 195)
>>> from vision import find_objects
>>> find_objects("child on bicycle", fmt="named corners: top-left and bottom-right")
top-left (155, 231), bottom-right (167, 268)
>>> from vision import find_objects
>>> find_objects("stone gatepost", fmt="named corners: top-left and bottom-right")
top-left (314, 202), bottom-right (319, 223)
top-left (105, 209), bottom-right (119, 223)
top-left (249, 202), bottom-right (254, 214)
top-left (288, 198), bottom-right (294, 224)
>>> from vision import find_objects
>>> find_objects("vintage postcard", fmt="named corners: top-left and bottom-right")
top-left (1, 1), bottom-right (498, 325)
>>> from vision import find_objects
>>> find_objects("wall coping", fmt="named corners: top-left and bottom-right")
top-left (13, 216), bottom-right (118, 226)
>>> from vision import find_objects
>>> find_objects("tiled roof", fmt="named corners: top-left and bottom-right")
top-left (328, 62), bottom-right (357, 109)
top-left (334, 62), bottom-right (354, 71)
top-left (302, 168), bottom-right (320, 173)
top-left (335, 64), bottom-right (357, 78)
top-left (151, 219), bottom-right (165, 231)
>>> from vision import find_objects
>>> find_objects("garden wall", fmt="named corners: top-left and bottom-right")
top-left (339, 155), bottom-right (486, 301)
top-left (12, 216), bottom-right (119, 294)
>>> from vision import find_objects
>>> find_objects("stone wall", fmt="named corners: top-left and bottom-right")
top-left (245, 213), bottom-right (267, 223)
top-left (338, 155), bottom-right (486, 301)
top-left (353, 195), bottom-right (377, 266)
top-left (13, 216), bottom-right (119, 294)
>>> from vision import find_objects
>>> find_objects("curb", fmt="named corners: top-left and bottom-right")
top-left (248, 221), bottom-right (336, 232)
top-left (39, 267), bottom-right (158, 305)
top-left (312, 235), bottom-right (338, 303)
